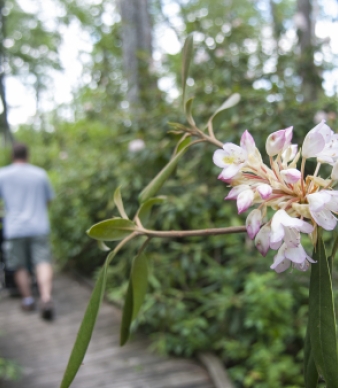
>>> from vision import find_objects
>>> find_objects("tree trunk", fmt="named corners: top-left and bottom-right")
top-left (295, 0), bottom-right (321, 102)
top-left (0, 0), bottom-right (13, 145)
top-left (119, 0), bottom-right (153, 108)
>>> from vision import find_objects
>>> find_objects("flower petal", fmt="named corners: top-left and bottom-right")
top-left (302, 132), bottom-right (325, 159)
top-left (294, 260), bottom-right (310, 272)
top-left (310, 209), bottom-right (337, 230)
top-left (283, 227), bottom-right (300, 248)
top-left (237, 189), bottom-right (254, 214)
top-left (256, 184), bottom-right (272, 199)
top-left (332, 162), bottom-right (338, 180)
top-left (285, 244), bottom-right (309, 264)
top-left (246, 209), bottom-right (262, 239)
top-left (280, 168), bottom-right (301, 184)
top-left (255, 224), bottom-right (271, 256)
top-left (240, 130), bottom-right (256, 154)
top-left (219, 163), bottom-right (243, 180)
top-left (266, 130), bottom-right (286, 156)
top-left (225, 185), bottom-right (250, 200)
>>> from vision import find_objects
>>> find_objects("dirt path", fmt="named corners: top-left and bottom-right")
top-left (0, 273), bottom-right (213, 388)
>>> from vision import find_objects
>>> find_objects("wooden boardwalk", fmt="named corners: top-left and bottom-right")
top-left (0, 274), bottom-right (214, 388)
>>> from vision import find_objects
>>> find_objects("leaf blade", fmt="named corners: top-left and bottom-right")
top-left (120, 253), bottom-right (148, 346)
top-left (113, 186), bottom-right (129, 219)
top-left (137, 196), bottom-right (166, 225)
top-left (87, 218), bottom-right (136, 241)
top-left (138, 145), bottom-right (189, 204)
top-left (309, 230), bottom-right (338, 387)
top-left (60, 263), bottom-right (108, 388)
top-left (182, 33), bottom-right (194, 104)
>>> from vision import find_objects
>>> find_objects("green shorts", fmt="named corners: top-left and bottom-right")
top-left (3, 235), bottom-right (52, 271)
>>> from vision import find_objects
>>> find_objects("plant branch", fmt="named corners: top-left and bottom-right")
top-left (141, 225), bottom-right (247, 238)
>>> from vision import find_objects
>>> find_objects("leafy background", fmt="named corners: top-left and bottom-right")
top-left (1, 0), bottom-right (338, 386)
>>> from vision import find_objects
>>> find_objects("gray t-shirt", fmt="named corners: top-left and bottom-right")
top-left (0, 163), bottom-right (55, 239)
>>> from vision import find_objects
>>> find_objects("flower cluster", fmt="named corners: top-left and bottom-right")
top-left (213, 121), bottom-right (338, 273)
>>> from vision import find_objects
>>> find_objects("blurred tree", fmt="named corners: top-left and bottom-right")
top-left (119, 0), bottom-right (153, 107)
top-left (295, 0), bottom-right (322, 101)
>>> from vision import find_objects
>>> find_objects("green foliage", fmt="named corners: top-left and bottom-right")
top-left (13, 1), bottom-right (338, 387)
top-left (0, 357), bottom-right (20, 381)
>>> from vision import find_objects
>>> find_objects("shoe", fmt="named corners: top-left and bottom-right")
top-left (40, 300), bottom-right (54, 321)
top-left (21, 300), bottom-right (35, 312)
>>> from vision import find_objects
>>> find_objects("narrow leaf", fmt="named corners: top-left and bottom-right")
top-left (210, 93), bottom-right (241, 122)
top-left (185, 98), bottom-right (195, 126)
top-left (120, 278), bottom-right (134, 346)
top-left (131, 253), bottom-right (148, 320)
top-left (174, 134), bottom-right (191, 155)
top-left (137, 196), bottom-right (166, 225)
top-left (87, 218), bottom-right (136, 241)
top-left (138, 145), bottom-right (189, 203)
top-left (182, 33), bottom-right (194, 103)
top-left (114, 186), bottom-right (129, 219)
top-left (120, 253), bottom-right (148, 346)
top-left (60, 264), bottom-right (108, 388)
top-left (309, 230), bottom-right (338, 387)
top-left (304, 321), bottom-right (319, 388)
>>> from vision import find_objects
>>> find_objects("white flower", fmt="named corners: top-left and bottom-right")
top-left (270, 210), bottom-right (314, 250)
top-left (240, 130), bottom-right (256, 154)
top-left (301, 120), bottom-right (338, 162)
top-left (270, 243), bottom-right (315, 273)
top-left (213, 143), bottom-right (247, 180)
top-left (308, 191), bottom-right (338, 230)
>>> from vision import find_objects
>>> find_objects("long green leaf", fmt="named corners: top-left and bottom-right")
top-left (182, 33), bottom-right (194, 103)
top-left (60, 263), bottom-right (109, 388)
top-left (211, 93), bottom-right (241, 121)
top-left (120, 253), bottom-right (148, 346)
top-left (309, 230), bottom-right (338, 387)
top-left (304, 321), bottom-right (319, 388)
top-left (138, 145), bottom-right (189, 203)
top-left (87, 218), bottom-right (136, 241)
top-left (137, 196), bottom-right (166, 225)
top-left (185, 98), bottom-right (195, 126)
top-left (113, 186), bottom-right (129, 219)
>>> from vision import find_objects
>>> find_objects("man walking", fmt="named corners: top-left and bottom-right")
top-left (0, 143), bottom-right (55, 320)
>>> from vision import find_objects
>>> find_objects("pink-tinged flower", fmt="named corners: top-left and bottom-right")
top-left (240, 130), bottom-right (256, 154)
top-left (308, 191), bottom-right (338, 230)
top-left (270, 210), bottom-right (314, 250)
top-left (280, 168), bottom-right (301, 184)
top-left (237, 189), bottom-right (254, 214)
top-left (225, 185), bottom-right (250, 200)
top-left (302, 121), bottom-right (330, 159)
top-left (213, 143), bottom-right (247, 180)
top-left (255, 224), bottom-right (271, 256)
top-left (265, 127), bottom-right (293, 156)
top-left (246, 209), bottom-right (262, 239)
top-left (270, 243), bottom-right (315, 273)
top-left (256, 184), bottom-right (272, 199)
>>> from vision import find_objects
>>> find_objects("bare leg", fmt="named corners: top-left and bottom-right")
top-left (35, 262), bottom-right (53, 303)
top-left (15, 268), bottom-right (32, 298)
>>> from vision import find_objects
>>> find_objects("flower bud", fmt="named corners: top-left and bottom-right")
top-left (240, 130), bottom-right (256, 154)
top-left (255, 224), bottom-right (271, 257)
top-left (280, 168), bottom-right (301, 184)
top-left (266, 130), bottom-right (286, 156)
top-left (236, 189), bottom-right (254, 214)
top-left (246, 209), bottom-right (262, 239)
top-left (256, 184), bottom-right (272, 199)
